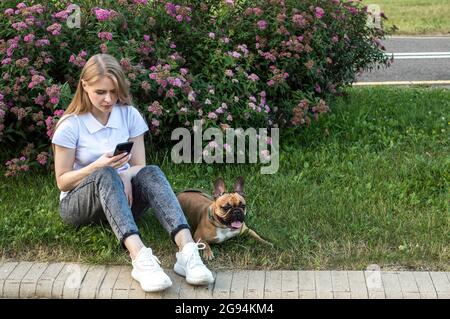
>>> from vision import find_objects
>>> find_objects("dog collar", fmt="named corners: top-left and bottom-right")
top-left (208, 206), bottom-right (228, 229)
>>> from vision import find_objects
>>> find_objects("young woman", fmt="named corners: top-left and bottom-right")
top-left (52, 53), bottom-right (214, 292)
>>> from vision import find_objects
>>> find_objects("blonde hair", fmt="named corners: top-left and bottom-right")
top-left (52, 54), bottom-right (132, 152)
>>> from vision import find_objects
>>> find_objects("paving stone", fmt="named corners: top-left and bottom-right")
top-left (128, 276), bottom-right (146, 299)
top-left (35, 262), bottom-right (65, 299)
top-left (332, 271), bottom-right (350, 299)
top-left (315, 271), bottom-right (333, 299)
top-left (298, 271), bottom-right (315, 299)
top-left (62, 264), bottom-right (89, 299)
top-left (245, 271), bottom-right (265, 299)
top-left (0, 262), bottom-right (19, 297)
top-left (264, 271), bottom-right (282, 299)
top-left (161, 270), bottom-right (182, 299)
top-left (111, 266), bottom-right (132, 299)
top-left (347, 271), bottom-right (368, 299)
top-left (281, 271), bottom-right (298, 299)
top-left (97, 266), bottom-right (121, 299)
top-left (398, 272), bottom-right (420, 299)
top-left (79, 265), bottom-right (106, 299)
top-left (213, 271), bottom-right (232, 299)
top-left (365, 269), bottom-right (385, 299)
top-left (3, 262), bottom-right (34, 298)
top-left (52, 263), bottom-right (76, 299)
top-left (381, 272), bottom-right (403, 299)
top-left (229, 270), bottom-right (248, 299)
top-left (195, 271), bottom-right (215, 299)
top-left (413, 272), bottom-right (437, 299)
top-left (430, 272), bottom-right (450, 299)
top-left (20, 262), bottom-right (48, 298)
top-left (179, 274), bottom-right (196, 299)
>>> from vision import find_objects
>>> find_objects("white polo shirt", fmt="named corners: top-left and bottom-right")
top-left (52, 104), bottom-right (149, 201)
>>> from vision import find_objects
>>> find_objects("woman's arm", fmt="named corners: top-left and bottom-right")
top-left (54, 145), bottom-right (131, 192)
top-left (119, 133), bottom-right (146, 180)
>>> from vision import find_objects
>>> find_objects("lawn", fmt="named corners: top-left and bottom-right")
top-left (362, 0), bottom-right (450, 35)
top-left (0, 86), bottom-right (449, 271)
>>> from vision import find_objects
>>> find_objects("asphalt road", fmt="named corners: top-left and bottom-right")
top-left (356, 37), bottom-right (450, 84)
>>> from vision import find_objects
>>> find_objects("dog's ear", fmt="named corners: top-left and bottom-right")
top-left (213, 178), bottom-right (227, 199)
top-left (233, 176), bottom-right (245, 198)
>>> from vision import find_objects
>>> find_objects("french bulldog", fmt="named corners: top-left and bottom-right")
top-left (176, 176), bottom-right (272, 260)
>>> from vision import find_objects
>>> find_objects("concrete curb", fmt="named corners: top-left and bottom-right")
top-left (1, 261), bottom-right (449, 299)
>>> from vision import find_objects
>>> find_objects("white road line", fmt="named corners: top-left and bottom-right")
top-left (353, 80), bottom-right (450, 86)
top-left (384, 52), bottom-right (450, 59)
top-left (387, 36), bottom-right (450, 39)
top-left (387, 52), bottom-right (450, 55)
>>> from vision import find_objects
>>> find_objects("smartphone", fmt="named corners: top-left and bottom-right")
top-left (113, 141), bottom-right (134, 156)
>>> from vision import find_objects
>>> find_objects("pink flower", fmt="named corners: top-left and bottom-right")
top-left (4, 8), bottom-right (14, 16)
top-left (172, 78), bottom-right (183, 87)
top-left (248, 73), bottom-right (259, 81)
top-left (94, 8), bottom-right (116, 21)
top-left (24, 33), bottom-right (35, 43)
top-left (315, 7), bottom-right (325, 19)
top-left (188, 91), bottom-right (196, 102)
top-left (151, 118), bottom-right (160, 127)
top-left (98, 32), bottom-right (113, 41)
top-left (37, 152), bottom-right (49, 166)
top-left (292, 14), bottom-right (307, 27)
top-left (12, 22), bottom-right (28, 31)
top-left (47, 23), bottom-right (62, 36)
top-left (315, 84), bottom-right (322, 93)
top-left (257, 20), bottom-right (267, 30)
top-left (35, 39), bottom-right (50, 47)
top-left (166, 88), bottom-right (175, 98)
top-left (133, 0), bottom-right (148, 5)
top-left (224, 0), bottom-right (234, 6)
top-left (208, 112), bottom-right (218, 120)
top-left (143, 34), bottom-right (151, 42)
top-left (208, 32), bottom-right (215, 39)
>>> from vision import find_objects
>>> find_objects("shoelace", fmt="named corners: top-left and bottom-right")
top-left (186, 240), bottom-right (207, 268)
top-left (138, 248), bottom-right (162, 271)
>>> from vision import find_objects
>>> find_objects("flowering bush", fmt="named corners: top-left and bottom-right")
top-left (0, 0), bottom-right (390, 176)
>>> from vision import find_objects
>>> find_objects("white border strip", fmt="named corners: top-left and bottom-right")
top-left (353, 80), bottom-right (450, 86)
top-left (387, 36), bottom-right (450, 39)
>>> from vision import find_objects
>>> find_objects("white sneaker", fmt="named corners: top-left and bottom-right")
top-left (131, 247), bottom-right (172, 292)
top-left (173, 242), bottom-right (215, 285)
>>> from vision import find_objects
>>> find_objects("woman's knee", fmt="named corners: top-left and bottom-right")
top-left (139, 165), bottom-right (164, 177)
top-left (93, 166), bottom-right (120, 183)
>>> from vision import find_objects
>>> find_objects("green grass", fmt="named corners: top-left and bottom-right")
top-left (1, 86), bottom-right (449, 271)
top-left (362, 0), bottom-right (450, 35)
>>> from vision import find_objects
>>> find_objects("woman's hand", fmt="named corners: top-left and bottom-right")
top-left (119, 173), bottom-right (133, 207)
top-left (93, 152), bottom-right (131, 170)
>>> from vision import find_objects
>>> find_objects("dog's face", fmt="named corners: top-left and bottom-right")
top-left (211, 176), bottom-right (246, 229)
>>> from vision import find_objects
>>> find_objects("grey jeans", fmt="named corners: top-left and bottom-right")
top-left (59, 165), bottom-right (190, 248)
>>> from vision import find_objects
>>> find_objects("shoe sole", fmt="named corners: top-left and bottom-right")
top-left (131, 269), bottom-right (172, 292)
top-left (173, 263), bottom-right (213, 285)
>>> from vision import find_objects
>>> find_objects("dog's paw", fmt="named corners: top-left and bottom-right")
top-left (202, 248), bottom-right (215, 260)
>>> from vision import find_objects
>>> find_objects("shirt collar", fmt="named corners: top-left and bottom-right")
top-left (82, 104), bottom-right (121, 134)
